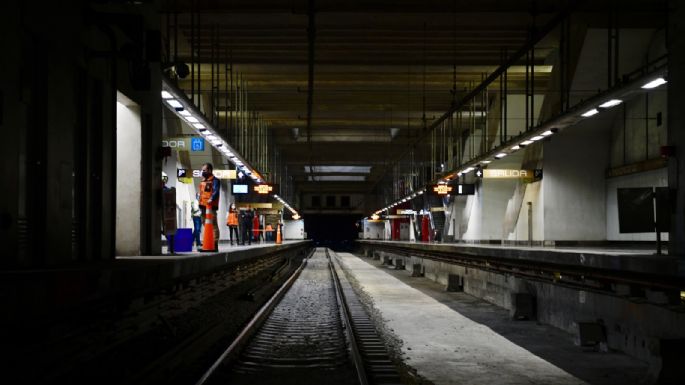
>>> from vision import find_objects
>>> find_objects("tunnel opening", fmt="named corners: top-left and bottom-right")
top-left (303, 214), bottom-right (359, 252)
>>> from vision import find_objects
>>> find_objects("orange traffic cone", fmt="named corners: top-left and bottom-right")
top-left (202, 207), bottom-right (216, 252)
top-left (276, 223), bottom-right (282, 244)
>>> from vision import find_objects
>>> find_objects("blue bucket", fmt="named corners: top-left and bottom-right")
top-left (174, 228), bottom-right (194, 252)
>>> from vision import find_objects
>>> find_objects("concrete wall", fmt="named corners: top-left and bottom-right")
top-left (362, 220), bottom-right (385, 239)
top-left (115, 97), bottom-right (142, 256)
top-left (606, 168), bottom-right (669, 241)
top-left (506, 181), bottom-right (545, 242)
top-left (283, 219), bottom-right (305, 240)
top-left (543, 116), bottom-right (611, 241)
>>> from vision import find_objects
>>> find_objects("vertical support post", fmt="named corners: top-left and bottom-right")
top-left (527, 201), bottom-right (533, 247)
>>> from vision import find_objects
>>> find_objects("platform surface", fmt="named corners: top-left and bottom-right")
top-left (358, 240), bottom-right (683, 277)
top-left (335, 251), bottom-right (651, 385)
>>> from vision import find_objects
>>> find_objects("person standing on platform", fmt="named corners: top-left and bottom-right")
top-left (240, 205), bottom-right (253, 245)
top-left (191, 200), bottom-right (202, 249)
top-left (161, 172), bottom-right (177, 254)
top-left (252, 209), bottom-right (261, 243)
top-left (226, 203), bottom-right (240, 246)
top-left (265, 223), bottom-right (274, 242)
top-left (198, 163), bottom-right (220, 251)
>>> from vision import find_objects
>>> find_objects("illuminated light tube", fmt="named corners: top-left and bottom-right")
top-left (481, 160), bottom-right (492, 164)
top-left (161, 90), bottom-right (173, 99)
top-left (581, 108), bottom-right (599, 117)
top-left (541, 130), bottom-right (554, 136)
top-left (166, 99), bottom-right (183, 109)
top-left (464, 167), bottom-right (474, 173)
top-left (511, 145), bottom-right (520, 151)
top-left (193, 123), bottom-right (205, 129)
top-left (495, 152), bottom-right (507, 159)
top-left (186, 116), bottom-right (199, 123)
top-left (599, 99), bottom-right (622, 108)
top-left (520, 140), bottom-right (533, 146)
top-left (641, 77), bottom-right (667, 89)
top-left (530, 135), bottom-right (544, 141)
top-left (418, 190), bottom-right (424, 195)
top-left (179, 110), bottom-right (191, 117)
top-left (206, 134), bottom-right (217, 141)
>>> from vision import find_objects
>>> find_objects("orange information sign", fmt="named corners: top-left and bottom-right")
top-left (253, 184), bottom-right (274, 194)
top-left (433, 185), bottom-right (453, 195)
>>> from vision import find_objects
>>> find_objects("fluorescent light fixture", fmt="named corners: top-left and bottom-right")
top-left (304, 165), bottom-right (371, 173)
top-left (511, 145), bottom-right (520, 151)
top-left (186, 116), bottom-right (199, 123)
top-left (541, 130), bottom-right (554, 136)
top-left (530, 135), bottom-right (544, 141)
top-left (193, 123), bottom-right (205, 129)
top-left (495, 153), bottom-right (507, 158)
top-left (599, 99), bottom-right (622, 108)
top-left (166, 99), bottom-right (183, 108)
top-left (581, 108), bottom-right (599, 117)
top-left (521, 140), bottom-right (533, 146)
top-left (308, 175), bottom-right (366, 182)
top-left (464, 167), bottom-right (474, 173)
top-left (418, 190), bottom-right (424, 195)
top-left (179, 110), bottom-right (191, 117)
top-left (206, 135), bottom-right (217, 141)
top-left (481, 160), bottom-right (492, 164)
top-left (641, 78), bottom-right (667, 89)
top-left (161, 90), bottom-right (173, 99)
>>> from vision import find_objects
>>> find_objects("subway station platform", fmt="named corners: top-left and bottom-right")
top-left (358, 240), bottom-right (684, 279)
top-left (335, 251), bottom-right (650, 385)
top-left (3, 241), bottom-right (310, 321)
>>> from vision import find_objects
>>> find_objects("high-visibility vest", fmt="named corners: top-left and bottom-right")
top-left (227, 210), bottom-right (238, 226)
top-left (199, 175), bottom-right (218, 208)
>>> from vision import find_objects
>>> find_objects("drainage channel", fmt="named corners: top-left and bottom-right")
top-left (196, 248), bottom-right (402, 385)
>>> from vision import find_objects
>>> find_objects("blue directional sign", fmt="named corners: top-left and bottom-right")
top-left (191, 137), bottom-right (205, 152)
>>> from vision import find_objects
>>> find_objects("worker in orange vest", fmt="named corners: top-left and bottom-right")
top-left (198, 163), bottom-right (220, 251)
top-left (265, 223), bottom-right (274, 242)
top-left (226, 203), bottom-right (239, 246)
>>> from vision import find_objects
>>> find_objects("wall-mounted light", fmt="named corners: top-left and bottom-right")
top-left (641, 77), bottom-right (667, 89)
top-left (581, 108), bottom-right (599, 117)
top-left (166, 99), bottom-right (183, 109)
top-left (599, 99), bottom-right (622, 108)
top-left (495, 153), bottom-right (507, 159)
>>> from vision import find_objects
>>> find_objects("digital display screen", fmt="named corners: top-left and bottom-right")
top-left (232, 184), bottom-right (248, 194)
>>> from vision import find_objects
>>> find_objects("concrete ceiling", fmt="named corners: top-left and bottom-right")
top-left (163, 0), bottom-right (668, 197)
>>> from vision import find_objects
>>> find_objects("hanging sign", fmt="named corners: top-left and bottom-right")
top-left (192, 169), bottom-right (237, 179)
top-left (433, 185), bottom-right (453, 195)
top-left (454, 184), bottom-right (476, 195)
top-left (482, 169), bottom-right (542, 180)
top-left (253, 184), bottom-right (274, 194)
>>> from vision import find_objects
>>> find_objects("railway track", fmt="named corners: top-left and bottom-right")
top-left (197, 248), bottom-right (402, 385)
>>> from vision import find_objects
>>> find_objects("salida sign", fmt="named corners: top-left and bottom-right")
top-left (481, 169), bottom-right (542, 181)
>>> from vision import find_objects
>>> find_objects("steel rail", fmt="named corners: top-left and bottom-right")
top-left (327, 249), bottom-right (369, 385)
top-left (195, 251), bottom-right (311, 385)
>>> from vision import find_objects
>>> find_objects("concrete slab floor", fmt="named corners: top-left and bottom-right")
top-left (335, 252), bottom-right (651, 385)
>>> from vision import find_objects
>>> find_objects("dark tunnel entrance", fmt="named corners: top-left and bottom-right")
top-left (303, 214), bottom-right (360, 252)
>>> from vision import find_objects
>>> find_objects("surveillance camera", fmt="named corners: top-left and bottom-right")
top-left (175, 63), bottom-right (190, 79)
